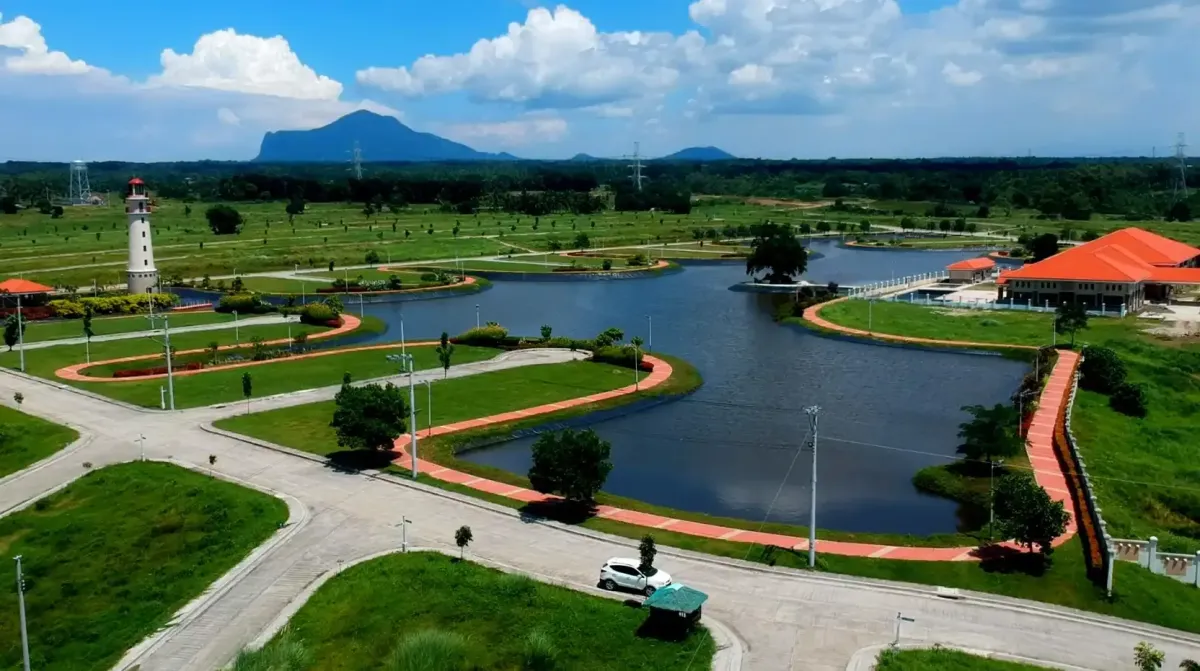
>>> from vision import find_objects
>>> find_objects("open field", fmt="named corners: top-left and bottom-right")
top-left (216, 359), bottom-right (636, 458)
top-left (875, 647), bottom-right (1054, 671)
top-left (0, 462), bottom-right (287, 670)
top-left (241, 551), bottom-right (713, 671)
top-left (0, 405), bottom-right (78, 477)
top-left (809, 300), bottom-right (1200, 555)
top-left (23, 310), bottom-right (233, 342)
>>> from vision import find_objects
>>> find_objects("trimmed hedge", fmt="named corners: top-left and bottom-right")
top-left (299, 302), bottom-right (337, 326)
top-left (452, 324), bottom-right (509, 347)
top-left (591, 345), bottom-right (653, 372)
top-left (49, 293), bottom-right (178, 318)
top-left (111, 361), bottom-right (204, 378)
top-left (215, 294), bottom-right (276, 315)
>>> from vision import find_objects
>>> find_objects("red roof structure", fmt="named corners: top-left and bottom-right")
top-left (947, 257), bottom-right (995, 271)
top-left (0, 278), bottom-right (53, 294)
top-left (129, 177), bottom-right (144, 185)
top-left (998, 228), bottom-right (1200, 286)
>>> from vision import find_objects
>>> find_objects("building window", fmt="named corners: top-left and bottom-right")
top-left (142, 231), bottom-right (145, 238)
top-left (144, 260), bottom-right (148, 266)
top-left (142, 245), bottom-right (147, 252)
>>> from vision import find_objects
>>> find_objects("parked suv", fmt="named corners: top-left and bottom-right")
top-left (599, 557), bottom-right (672, 596)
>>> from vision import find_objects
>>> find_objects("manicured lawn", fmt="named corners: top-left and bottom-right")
top-left (812, 299), bottom-right (1066, 347)
top-left (215, 359), bottom-right (635, 456)
top-left (24, 310), bottom-right (233, 342)
top-left (876, 647), bottom-right (1050, 671)
top-left (0, 462), bottom-right (287, 670)
top-left (237, 276), bottom-right (331, 294)
top-left (243, 552), bottom-right (713, 671)
top-left (0, 406), bottom-right (78, 477)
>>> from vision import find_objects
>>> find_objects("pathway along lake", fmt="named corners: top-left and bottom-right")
top-left (362, 241), bottom-right (1028, 536)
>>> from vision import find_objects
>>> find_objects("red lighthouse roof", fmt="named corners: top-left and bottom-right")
top-left (129, 177), bottom-right (144, 185)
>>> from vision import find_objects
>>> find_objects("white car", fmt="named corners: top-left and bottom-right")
top-left (599, 557), bottom-right (672, 596)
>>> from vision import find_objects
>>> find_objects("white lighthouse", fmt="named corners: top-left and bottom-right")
top-left (125, 177), bottom-right (159, 294)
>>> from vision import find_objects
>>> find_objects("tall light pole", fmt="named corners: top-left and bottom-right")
top-left (633, 343), bottom-right (640, 391)
top-left (386, 353), bottom-right (419, 478)
top-left (14, 555), bottom-right (31, 671)
top-left (475, 304), bottom-right (480, 329)
top-left (399, 303), bottom-right (406, 355)
top-left (423, 379), bottom-right (433, 437)
top-left (233, 310), bottom-right (240, 345)
top-left (15, 292), bottom-right (26, 373)
top-left (804, 405), bottom-right (820, 568)
top-left (397, 517), bottom-right (412, 552)
top-left (145, 314), bottom-right (175, 410)
top-left (647, 315), bottom-right (653, 352)
top-left (138, 433), bottom-right (146, 461)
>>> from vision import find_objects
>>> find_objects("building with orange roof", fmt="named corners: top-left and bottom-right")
top-left (0, 279), bottom-right (53, 295)
top-left (996, 228), bottom-right (1200, 311)
top-left (946, 257), bottom-right (996, 283)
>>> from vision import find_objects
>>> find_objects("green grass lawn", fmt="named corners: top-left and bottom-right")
top-left (0, 462), bottom-right (287, 670)
top-left (236, 276), bottom-right (332, 295)
top-left (23, 310), bottom-right (233, 342)
top-left (0, 406), bottom-right (78, 477)
top-left (215, 359), bottom-right (635, 456)
top-left (875, 647), bottom-right (1051, 671)
top-left (240, 552), bottom-right (713, 671)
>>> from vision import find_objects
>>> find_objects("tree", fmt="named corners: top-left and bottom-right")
top-left (184, 205), bottom-right (192, 218)
top-left (51, 206), bottom-right (64, 219)
top-left (1179, 660), bottom-right (1199, 671)
top-left (638, 534), bottom-right (657, 575)
top-left (1166, 201), bottom-right (1192, 223)
top-left (994, 474), bottom-right (1069, 556)
top-left (957, 403), bottom-right (1024, 463)
top-left (329, 382), bottom-right (409, 451)
top-left (745, 222), bottom-right (808, 284)
top-left (0, 196), bottom-right (17, 215)
top-left (242, 372), bottom-right (253, 414)
top-left (540, 324), bottom-right (553, 341)
top-left (82, 304), bottom-right (95, 364)
top-left (436, 331), bottom-right (454, 378)
top-left (285, 197), bottom-right (305, 221)
top-left (454, 525), bottom-right (473, 559)
top-left (365, 250), bottom-right (381, 265)
top-left (594, 327), bottom-right (624, 348)
top-left (816, 220), bottom-right (831, 233)
top-left (3, 313), bottom-right (27, 351)
top-left (208, 454), bottom-right (217, 477)
top-left (1110, 382), bottom-right (1148, 418)
top-left (13, 392), bottom-right (23, 408)
top-left (1054, 302), bottom-right (1088, 346)
top-left (205, 205), bottom-right (243, 235)
top-left (528, 428), bottom-right (613, 504)
top-left (573, 232), bottom-right (591, 249)
top-left (1135, 642), bottom-right (1164, 671)
top-left (1027, 233), bottom-right (1059, 262)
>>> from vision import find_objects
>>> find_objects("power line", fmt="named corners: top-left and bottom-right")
top-left (1172, 132), bottom-right (1189, 203)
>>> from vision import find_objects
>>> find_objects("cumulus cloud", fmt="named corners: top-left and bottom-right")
top-left (0, 13), bottom-right (93, 75)
top-left (942, 61), bottom-right (983, 86)
top-left (149, 28), bottom-right (343, 100)
top-left (356, 5), bottom-right (692, 108)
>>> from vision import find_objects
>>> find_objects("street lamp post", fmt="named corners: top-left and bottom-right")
top-left (475, 304), bottom-right (480, 329)
top-left (15, 293), bottom-right (26, 373)
top-left (137, 433), bottom-right (146, 461)
top-left (989, 459), bottom-right (1005, 541)
top-left (423, 379), bottom-right (432, 437)
top-left (233, 310), bottom-right (240, 345)
top-left (804, 405), bottom-right (821, 568)
top-left (145, 314), bottom-right (175, 410)
top-left (14, 555), bottom-right (31, 671)
top-left (386, 353), bottom-right (419, 478)
top-left (647, 315), bottom-right (653, 352)
top-left (397, 517), bottom-right (412, 552)
top-left (399, 303), bottom-right (406, 355)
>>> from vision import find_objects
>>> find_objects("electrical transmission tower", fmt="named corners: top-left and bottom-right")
top-left (627, 141), bottom-right (646, 192)
top-left (349, 141), bottom-right (364, 180)
top-left (1172, 132), bottom-right (1189, 202)
top-left (69, 160), bottom-right (92, 205)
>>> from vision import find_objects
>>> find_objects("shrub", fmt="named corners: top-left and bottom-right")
top-left (420, 272), bottom-right (439, 282)
top-left (1110, 382), bottom-right (1148, 417)
top-left (216, 294), bottom-right (276, 315)
top-left (601, 259), bottom-right (613, 271)
top-left (365, 250), bottom-right (381, 264)
top-left (1080, 346), bottom-right (1126, 394)
top-left (299, 302), bottom-right (337, 326)
top-left (591, 345), bottom-right (649, 371)
top-left (112, 361), bottom-right (204, 378)
top-left (385, 630), bottom-right (468, 671)
top-left (453, 324), bottom-right (509, 346)
top-left (522, 631), bottom-right (559, 671)
top-left (50, 293), bottom-right (178, 318)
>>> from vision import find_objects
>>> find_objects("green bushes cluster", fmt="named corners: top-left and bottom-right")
top-left (298, 302), bottom-right (338, 326)
top-left (592, 345), bottom-right (652, 371)
top-left (1080, 345), bottom-right (1146, 417)
top-left (49, 293), bottom-right (178, 318)
top-left (452, 323), bottom-right (509, 346)
top-left (215, 294), bottom-right (276, 315)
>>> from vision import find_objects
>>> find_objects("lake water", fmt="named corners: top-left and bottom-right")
top-left (340, 240), bottom-right (1027, 536)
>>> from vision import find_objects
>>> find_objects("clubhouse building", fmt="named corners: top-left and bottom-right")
top-left (996, 228), bottom-right (1200, 312)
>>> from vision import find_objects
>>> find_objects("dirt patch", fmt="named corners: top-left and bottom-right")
top-left (745, 198), bottom-right (833, 209)
top-left (1145, 320), bottom-right (1200, 338)
top-left (0, 530), bottom-right (29, 554)
top-left (931, 309), bottom-right (984, 318)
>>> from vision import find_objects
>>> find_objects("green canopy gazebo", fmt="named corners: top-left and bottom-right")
top-left (642, 583), bottom-right (708, 629)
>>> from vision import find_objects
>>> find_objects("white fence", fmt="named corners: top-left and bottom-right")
top-left (846, 272), bottom-right (948, 298)
top-left (849, 274), bottom-right (1128, 318)
top-left (1111, 537), bottom-right (1200, 588)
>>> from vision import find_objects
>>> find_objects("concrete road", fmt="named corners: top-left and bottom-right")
top-left (0, 370), bottom-right (1197, 671)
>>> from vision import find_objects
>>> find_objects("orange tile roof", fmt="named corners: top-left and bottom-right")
top-left (947, 257), bottom-right (995, 271)
top-left (998, 228), bottom-right (1200, 284)
top-left (0, 278), bottom-right (53, 294)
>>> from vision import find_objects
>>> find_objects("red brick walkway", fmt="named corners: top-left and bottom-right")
top-left (55, 313), bottom-right (374, 382)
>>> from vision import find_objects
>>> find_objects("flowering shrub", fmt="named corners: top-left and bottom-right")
top-left (112, 361), bottom-right (204, 378)
top-left (50, 293), bottom-right (178, 318)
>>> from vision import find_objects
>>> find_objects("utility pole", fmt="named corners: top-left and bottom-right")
top-left (804, 405), bottom-right (820, 568)
top-left (628, 141), bottom-right (646, 192)
top-left (386, 353), bottom-right (419, 478)
top-left (424, 379), bottom-right (432, 437)
top-left (146, 314), bottom-right (175, 410)
top-left (14, 555), bottom-right (31, 671)
top-left (1173, 132), bottom-right (1189, 202)
top-left (15, 292), bottom-right (25, 373)
top-left (350, 140), bottom-right (364, 181)
top-left (647, 314), bottom-right (653, 352)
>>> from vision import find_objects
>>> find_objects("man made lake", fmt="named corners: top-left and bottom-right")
top-left (267, 241), bottom-right (1030, 536)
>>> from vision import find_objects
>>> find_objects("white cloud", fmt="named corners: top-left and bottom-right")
top-left (942, 61), bottom-right (983, 86)
top-left (149, 28), bottom-right (343, 100)
top-left (729, 63), bottom-right (773, 86)
top-left (216, 107), bottom-right (241, 125)
top-left (0, 13), bottom-right (93, 75)
top-left (439, 116), bottom-right (569, 147)
top-left (356, 5), bottom-right (691, 108)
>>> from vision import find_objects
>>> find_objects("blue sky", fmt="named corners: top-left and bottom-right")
top-left (0, 0), bottom-right (1196, 161)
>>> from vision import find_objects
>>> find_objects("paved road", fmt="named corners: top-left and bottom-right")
top-left (1, 371), bottom-right (1198, 671)
top-left (21, 314), bottom-right (294, 350)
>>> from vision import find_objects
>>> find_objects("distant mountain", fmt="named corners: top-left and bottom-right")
top-left (659, 146), bottom-right (737, 161)
top-left (569, 153), bottom-right (603, 162)
top-left (255, 110), bottom-right (517, 163)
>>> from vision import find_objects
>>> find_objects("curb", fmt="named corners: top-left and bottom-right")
top-left (113, 458), bottom-right (311, 671)
top-left (202, 424), bottom-right (1200, 648)
top-left (844, 643), bottom-right (1095, 671)
top-left (0, 431), bottom-right (94, 490)
top-left (242, 546), bottom-right (742, 671)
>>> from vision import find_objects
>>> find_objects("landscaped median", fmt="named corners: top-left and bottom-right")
top-left (0, 405), bottom-right (79, 477)
top-left (0, 462), bottom-right (287, 670)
